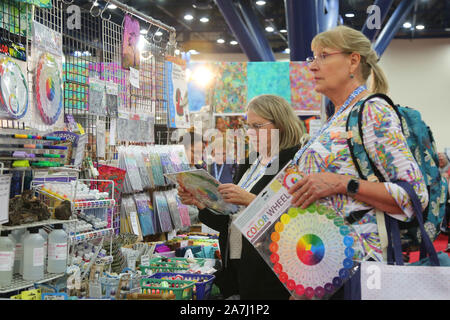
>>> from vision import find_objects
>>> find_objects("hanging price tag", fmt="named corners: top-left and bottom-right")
top-left (141, 254), bottom-right (150, 267)
top-left (129, 67), bottom-right (140, 88)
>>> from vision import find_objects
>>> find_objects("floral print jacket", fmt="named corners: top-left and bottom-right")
top-left (296, 97), bottom-right (428, 261)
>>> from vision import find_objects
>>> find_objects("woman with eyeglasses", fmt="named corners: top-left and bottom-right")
top-left (178, 94), bottom-right (307, 300)
top-left (287, 26), bottom-right (428, 299)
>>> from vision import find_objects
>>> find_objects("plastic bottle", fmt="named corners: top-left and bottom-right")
top-left (23, 228), bottom-right (45, 281)
top-left (39, 229), bottom-right (48, 273)
top-left (18, 229), bottom-right (29, 275)
top-left (47, 225), bottom-right (68, 274)
top-left (9, 229), bottom-right (23, 274)
top-left (0, 231), bottom-right (15, 286)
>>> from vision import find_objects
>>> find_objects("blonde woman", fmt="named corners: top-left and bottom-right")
top-left (287, 26), bottom-right (428, 298)
top-left (178, 94), bottom-right (307, 300)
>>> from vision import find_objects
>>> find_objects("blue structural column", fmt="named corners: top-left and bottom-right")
top-left (236, 0), bottom-right (275, 61)
top-left (284, 0), bottom-right (319, 61)
top-left (324, 0), bottom-right (339, 31)
top-left (362, 0), bottom-right (395, 42)
top-left (374, 0), bottom-right (415, 57)
top-left (318, 0), bottom-right (339, 33)
top-left (214, 0), bottom-right (265, 61)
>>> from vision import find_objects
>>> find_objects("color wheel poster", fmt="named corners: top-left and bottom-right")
top-left (165, 169), bottom-right (238, 215)
top-left (233, 163), bottom-right (369, 299)
top-left (166, 58), bottom-right (190, 128)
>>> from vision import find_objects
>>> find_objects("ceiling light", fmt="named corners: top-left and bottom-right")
top-left (93, 1), bottom-right (99, 6)
top-left (188, 49), bottom-right (200, 55)
top-left (403, 22), bottom-right (412, 28)
top-left (416, 24), bottom-right (425, 30)
top-left (283, 48), bottom-right (290, 54)
top-left (280, 29), bottom-right (287, 33)
top-left (155, 31), bottom-right (163, 36)
top-left (217, 38), bottom-right (225, 44)
top-left (256, 1), bottom-right (266, 5)
top-left (184, 14), bottom-right (194, 21)
top-left (107, 3), bottom-right (117, 9)
top-left (174, 49), bottom-right (180, 55)
top-left (265, 26), bottom-right (274, 32)
top-left (200, 17), bottom-right (209, 23)
top-left (230, 40), bottom-right (238, 45)
top-left (345, 13), bottom-right (355, 18)
top-left (140, 29), bottom-right (148, 35)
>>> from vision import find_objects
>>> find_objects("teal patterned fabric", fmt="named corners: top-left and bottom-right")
top-left (346, 94), bottom-right (448, 245)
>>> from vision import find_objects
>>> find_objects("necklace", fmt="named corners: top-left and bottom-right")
top-left (292, 85), bottom-right (367, 164)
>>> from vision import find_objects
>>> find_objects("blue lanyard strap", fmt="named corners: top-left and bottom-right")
top-left (292, 85), bottom-right (367, 164)
top-left (214, 163), bottom-right (225, 181)
top-left (241, 155), bottom-right (278, 190)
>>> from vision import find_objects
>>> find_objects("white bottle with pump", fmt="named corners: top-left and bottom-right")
top-left (23, 228), bottom-right (45, 281)
top-left (47, 224), bottom-right (68, 273)
top-left (0, 231), bottom-right (15, 286)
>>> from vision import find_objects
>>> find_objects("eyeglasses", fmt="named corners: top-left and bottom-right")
top-left (246, 121), bottom-right (273, 130)
top-left (306, 51), bottom-right (351, 65)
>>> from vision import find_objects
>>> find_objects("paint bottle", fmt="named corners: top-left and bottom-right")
top-left (0, 231), bottom-right (15, 286)
top-left (23, 228), bottom-right (45, 281)
top-left (47, 225), bottom-right (68, 274)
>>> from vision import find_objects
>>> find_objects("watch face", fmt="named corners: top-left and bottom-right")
top-left (348, 179), bottom-right (359, 194)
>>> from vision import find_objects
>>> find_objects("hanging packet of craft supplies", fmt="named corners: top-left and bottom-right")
top-left (30, 21), bottom-right (64, 129)
top-left (233, 163), bottom-right (370, 300)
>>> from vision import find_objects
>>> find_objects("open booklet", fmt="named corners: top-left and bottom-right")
top-left (164, 168), bottom-right (239, 215)
top-left (233, 162), bottom-right (372, 299)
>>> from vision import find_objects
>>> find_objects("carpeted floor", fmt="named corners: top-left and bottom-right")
top-left (408, 233), bottom-right (450, 263)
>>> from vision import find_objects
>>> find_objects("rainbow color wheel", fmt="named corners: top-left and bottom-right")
top-left (35, 52), bottom-right (62, 125)
top-left (0, 57), bottom-right (28, 119)
top-left (269, 203), bottom-right (357, 299)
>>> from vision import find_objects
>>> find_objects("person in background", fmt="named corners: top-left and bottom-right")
top-left (208, 137), bottom-right (237, 184)
top-left (178, 130), bottom-right (206, 227)
top-left (178, 94), bottom-right (307, 300)
top-left (438, 152), bottom-right (450, 252)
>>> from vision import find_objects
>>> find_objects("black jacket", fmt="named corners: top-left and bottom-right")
top-left (198, 145), bottom-right (300, 300)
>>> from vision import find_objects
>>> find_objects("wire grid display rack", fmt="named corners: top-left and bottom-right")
top-left (32, 0), bottom-right (176, 234)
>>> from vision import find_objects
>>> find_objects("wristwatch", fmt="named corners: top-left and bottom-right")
top-left (347, 178), bottom-right (360, 196)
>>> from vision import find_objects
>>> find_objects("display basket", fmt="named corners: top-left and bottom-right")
top-left (139, 265), bottom-right (190, 275)
top-left (149, 272), bottom-right (215, 300)
top-left (149, 257), bottom-right (206, 267)
top-left (140, 278), bottom-right (195, 300)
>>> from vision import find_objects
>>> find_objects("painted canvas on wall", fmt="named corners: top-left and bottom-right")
top-left (247, 61), bottom-right (291, 103)
top-left (166, 58), bottom-right (190, 128)
top-left (290, 62), bottom-right (322, 115)
top-left (122, 14), bottom-right (140, 70)
top-left (212, 62), bottom-right (247, 114)
top-left (187, 61), bottom-right (320, 116)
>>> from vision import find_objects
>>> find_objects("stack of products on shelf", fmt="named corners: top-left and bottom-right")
top-left (0, 131), bottom-right (69, 169)
top-left (0, 225), bottom-right (68, 289)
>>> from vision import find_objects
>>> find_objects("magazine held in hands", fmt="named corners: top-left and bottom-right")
top-left (165, 169), bottom-right (239, 215)
top-left (233, 163), bottom-right (369, 299)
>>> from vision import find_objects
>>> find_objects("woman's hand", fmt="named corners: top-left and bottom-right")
top-left (288, 172), bottom-right (350, 209)
top-left (218, 184), bottom-right (256, 206)
top-left (177, 186), bottom-right (206, 210)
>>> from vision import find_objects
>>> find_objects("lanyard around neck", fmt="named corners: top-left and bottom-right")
top-left (241, 154), bottom-right (278, 190)
top-left (214, 162), bottom-right (225, 181)
top-left (292, 85), bottom-right (367, 164)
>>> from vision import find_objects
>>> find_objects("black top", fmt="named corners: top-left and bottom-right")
top-left (198, 145), bottom-right (300, 300)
